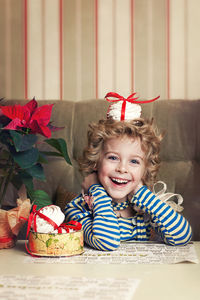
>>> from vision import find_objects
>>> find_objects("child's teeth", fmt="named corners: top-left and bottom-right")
top-left (112, 178), bottom-right (128, 183)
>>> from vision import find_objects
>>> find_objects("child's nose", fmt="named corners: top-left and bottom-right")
top-left (116, 161), bottom-right (128, 173)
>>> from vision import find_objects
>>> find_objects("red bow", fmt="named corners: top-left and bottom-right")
top-left (57, 220), bottom-right (82, 233)
top-left (105, 92), bottom-right (160, 121)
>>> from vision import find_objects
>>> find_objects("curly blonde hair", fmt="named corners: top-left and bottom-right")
top-left (79, 118), bottom-right (162, 189)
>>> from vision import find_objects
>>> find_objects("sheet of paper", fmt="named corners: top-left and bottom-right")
top-left (0, 275), bottom-right (140, 300)
top-left (24, 242), bottom-right (199, 265)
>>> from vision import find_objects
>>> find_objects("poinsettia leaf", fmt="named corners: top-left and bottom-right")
top-left (25, 98), bottom-right (38, 112)
top-left (4, 118), bottom-right (23, 130)
top-left (28, 189), bottom-right (52, 208)
top-left (29, 120), bottom-right (52, 138)
top-left (37, 152), bottom-right (48, 164)
top-left (12, 147), bottom-right (39, 169)
top-left (25, 163), bottom-right (46, 181)
top-left (0, 104), bottom-right (25, 120)
top-left (40, 151), bottom-right (64, 157)
top-left (31, 104), bottom-right (54, 125)
top-left (16, 171), bottom-right (34, 191)
top-left (9, 130), bottom-right (38, 152)
top-left (44, 138), bottom-right (71, 165)
top-left (11, 174), bottom-right (24, 190)
top-left (9, 130), bottom-right (22, 150)
top-left (48, 123), bottom-right (64, 132)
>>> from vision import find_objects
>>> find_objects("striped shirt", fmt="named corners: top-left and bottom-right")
top-left (64, 184), bottom-right (192, 251)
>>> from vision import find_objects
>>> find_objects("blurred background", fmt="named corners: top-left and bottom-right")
top-left (0, 0), bottom-right (200, 101)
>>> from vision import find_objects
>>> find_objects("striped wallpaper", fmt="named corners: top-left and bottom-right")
top-left (0, 0), bottom-right (200, 101)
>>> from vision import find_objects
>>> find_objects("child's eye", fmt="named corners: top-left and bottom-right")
top-left (108, 155), bottom-right (118, 161)
top-left (131, 159), bottom-right (139, 164)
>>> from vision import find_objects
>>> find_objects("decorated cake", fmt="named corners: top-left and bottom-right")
top-left (27, 205), bottom-right (84, 257)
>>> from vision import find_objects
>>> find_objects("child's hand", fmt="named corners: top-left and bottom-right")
top-left (129, 180), bottom-right (144, 214)
top-left (81, 172), bottom-right (99, 194)
top-left (82, 194), bottom-right (94, 210)
top-left (133, 180), bottom-right (143, 194)
top-left (128, 181), bottom-right (144, 201)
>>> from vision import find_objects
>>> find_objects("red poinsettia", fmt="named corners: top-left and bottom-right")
top-left (0, 98), bottom-right (55, 138)
top-left (0, 98), bottom-right (71, 209)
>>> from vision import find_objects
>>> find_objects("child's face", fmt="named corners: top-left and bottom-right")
top-left (97, 136), bottom-right (146, 202)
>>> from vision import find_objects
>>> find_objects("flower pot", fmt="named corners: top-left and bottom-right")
top-left (0, 198), bottom-right (31, 249)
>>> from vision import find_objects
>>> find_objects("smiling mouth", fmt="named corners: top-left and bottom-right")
top-left (110, 177), bottom-right (130, 185)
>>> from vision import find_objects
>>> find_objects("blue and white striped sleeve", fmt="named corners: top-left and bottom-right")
top-left (65, 184), bottom-right (120, 251)
top-left (132, 186), bottom-right (192, 246)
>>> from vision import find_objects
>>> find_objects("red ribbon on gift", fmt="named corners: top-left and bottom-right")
top-left (25, 205), bottom-right (82, 257)
top-left (33, 205), bottom-right (60, 232)
top-left (105, 92), bottom-right (160, 121)
top-left (57, 220), bottom-right (82, 233)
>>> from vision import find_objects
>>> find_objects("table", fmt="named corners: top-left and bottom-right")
top-left (1, 241), bottom-right (200, 300)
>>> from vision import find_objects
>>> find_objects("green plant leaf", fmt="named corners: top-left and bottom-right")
top-left (40, 151), bottom-right (64, 157)
top-left (17, 171), bottom-right (34, 191)
top-left (12, 148), bottom-right (39, 169)
top-left (8, 131), bottom-right (22, 151)
top-left (37, 152), bottom-right (48, 164)
top-left (10, 131), bottom-right (38, 152)
top-left (25, 163), bottom-right (46, 181)
top-left (28, 189), bottom-right (52, 209)
top-left (10, 175), bottom-right (23, 190)
top-left (44, 138), bottom-right (71, 165)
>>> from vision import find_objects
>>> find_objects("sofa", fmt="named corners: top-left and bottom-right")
top-left (3, 98), bottom-right (200, 241)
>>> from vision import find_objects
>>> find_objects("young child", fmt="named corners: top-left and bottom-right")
top-left (64, 92), bottom-right (192, 251)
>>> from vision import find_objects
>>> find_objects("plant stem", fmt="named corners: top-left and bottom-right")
top-left (0, 161), bottom-right (15, 208)
top-left (0, 176), bottom-right (4, 201)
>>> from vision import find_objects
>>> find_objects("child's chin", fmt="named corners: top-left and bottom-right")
top-left (109, 192), bottom-right (128, 202)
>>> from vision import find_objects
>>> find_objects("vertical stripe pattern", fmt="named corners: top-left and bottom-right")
top-left (95, 0), bottom-right (99, 98)
top-left (130, 0), bottom-right (134, 93)
top-left (166, 0), bottom-right (170, 98)
top-left (59, 0), bottom-right (63, 100)
top-left (1, 0), bottom-right (200, 100)
top-left (5, 0), bottom-right (11, 99)
top-left (24, 0), bottom-right (28, 99)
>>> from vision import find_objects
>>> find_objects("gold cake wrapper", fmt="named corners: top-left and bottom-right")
top-left (28, 230), bottom-right (84, 257)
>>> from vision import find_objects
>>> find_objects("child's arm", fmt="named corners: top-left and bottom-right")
top-left (65, 184), bottom-right (121, 251)
top-left (132, 185), bottom-right (192, 245)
